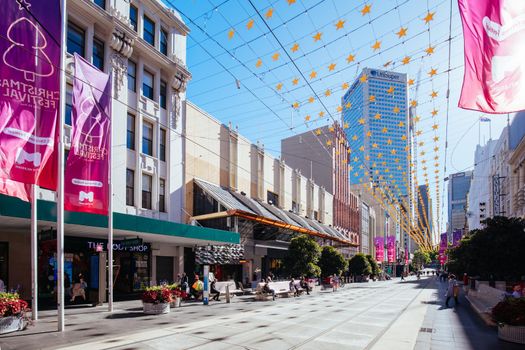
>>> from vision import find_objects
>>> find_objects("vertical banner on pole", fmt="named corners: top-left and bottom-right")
top-left (386, 235), bottom-right (396, 263)
top-left (65, 54), bottom-right (111, 215)
top-left (452, 230), bottom-right (462, 247)
top-left (374, 237), bottom-right (384, 262)
top-left (0, 0), bottom-right (60, 190)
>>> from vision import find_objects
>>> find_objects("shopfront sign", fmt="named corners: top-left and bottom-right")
top-left (87, 240), bottom-right (149, 252)
top-left (120, 238), bottom-right (143, 249)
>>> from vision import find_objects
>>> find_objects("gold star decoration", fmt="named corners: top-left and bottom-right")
top-left (361, 4), bottom-right (371, 16)
top-left (408, 78), bottom-right (415, 86)
top-left (382, 127), bottom-right (388, 133)
top-left (374, 113), bottom-right (381, 120)
top-left (246, 19), bottom-right (254, 30)
top-left (329, 125), bottom-right (335, 133)
top-left (430, 91), bottom-right (438, 98)
top-left (255, 59), bottom-right (262, 68)
top-left (287, 0), bottom-right (296, 5)
top-left (423, 12), bottom-right (435, 24)
top-left (366, 131), bottom-right (372, 137)
top-left (371, 40), bottom-right (381, 51)
top-left (228, 29), bottom-right (235, 39)
top-left (328, 63), bottom-right (336, 71)
top-left (414, 115), bottom-right (421, 123)
top-left (372, 143), bottom-right (378, 148)
top-left (418, 141), bottom-right (424, 147)
top-left (359, 145), bottom-right (365, 151)
top-left (432, 124), bottom-right (439, 130)
top-left (318, 111), bottom-right (325, 118)
top-left (345, 102), bottom-right (352, 109)
top-left (410, 100), bottom-right (418, 107)
top-left (402, 56), bottom-right (411, 65)
top-left (313, 32), bottom-right (322, 42)
top-left (387, 86), bottom-right (395, 94)
top-left (292, 102), bottom-right (299, 109)
top-left (290, 43), bottom-right (299, 53)
top-left (369, 95), bottom-right (376, 102)
top-left (343, 122), bottom-right (349, 129)
top-left (352, 135), bottom-right (358, 141)
top-left (360, 74), bottom-right (368, 83)
top-left (342, 82), bottom-right (349, 90)
top-left (324, 89), bottom-right (331, 96)
top-left (346, 54), bottom-right (355, 63)
top-left (309, 70), bottom-right (317, 79)
top-left (433, 136), bottom-right (439, 142)
top-left (315, 129), bottom-right (321, 135)
top-left (265, 8), bottom-right (273, 19)
top-left (304, 115), bottom-right (311, 121)
top-left (391, 149), bottom-right (397, 155)
top-left (425, 46), bottom-right (435, 55)
top-left (272, 52), bottom-right (280, 61)
top-left (387, 139), bottom-right (393, 145)
top-left (416, 130), bottom-right (422, 136)
top-left (431, 109), bottom-right (438, 116)
top-left (292, 78), bottom-right (299, 85)
top-left (401, 135), bottom-right (407, 140)
top-left (358, 118), bottom-right (365, 125)
top-left (393, 106), bottom-right (400, 114)
top-left (276, 83), bottom-right (283, 90)
top-left (337, 106), bottom-right (343, 112)
top-left (335, 19), bottom-right (345, 30)
top-left (398, 121), bottom-right (405, 127)
top-left (326, 140), bottom-right (332, 146)
top-left (396, 27), bottom-right (408, 38)
top-left (377, 153), bottom-right (383, 159)
top-left (308, 96), bottom-right (315, 103)
top-left (428, 68), bottom-right (437, 77)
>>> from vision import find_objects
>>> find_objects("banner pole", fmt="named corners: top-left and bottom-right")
top-left (108, 74), bottom-right (114, 313)
top-left (31, 184), bottom-right (38, 321)
top-left (57, 0), bottom-right (67, 332)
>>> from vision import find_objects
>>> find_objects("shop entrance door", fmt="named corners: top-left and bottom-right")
top-left (115, 257), bottom-right (132, 293)
top-left (156, 256), bottom-right (174, 284)
top-left (0, 242), bottom-right (8, 290)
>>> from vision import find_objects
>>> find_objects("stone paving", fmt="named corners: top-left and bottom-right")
top-left (0, 276), bottom-right (520, 350)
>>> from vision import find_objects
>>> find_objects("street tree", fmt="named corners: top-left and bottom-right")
top-left (412, 250), bottom-right (431, 269)
top-left (365, 254), bottom-right (381, 278)
top-left (283, 235), bottom-right (321, 277)
top-left (348, 253), bottom-right (372, 280)
top-left (319, 246), bottom-right (347, 277)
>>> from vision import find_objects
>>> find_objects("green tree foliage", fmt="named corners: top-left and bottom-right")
top-left (447, 216), bottom-right (525, 281)
top-left (348, 253), bottom-right (372, 276)
top-left (283, 235), bottom-right (321, 277)
top-left (413, 250), bottom-right (431, 269)
top-left (318, 246), bottom-right (348, 277)
top-left (428, 249), bottom-right (439, 263)
top-left (365, 255), bottom-right (380, 276)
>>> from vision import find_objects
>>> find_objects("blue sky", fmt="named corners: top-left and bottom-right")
top-left (166, 0), bottom-right (509, 238)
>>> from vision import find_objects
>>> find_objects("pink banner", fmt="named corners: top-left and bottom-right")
top-left (64, 54), bottom-right (111, 215)
top-left (0, 177), bottom-right (30, 201)
top-left (374, 237), bottom-right (384, 262)
top-left (458, 0), bottom-right (525, 113)
top-left (404, 248), bottom-right (409, 265)
top-left (0, 0), bottom-right (60, 190)
top-left (439, 233), bottom-right (448, 254)
top-left (387, 235), bottom-right (396, 263)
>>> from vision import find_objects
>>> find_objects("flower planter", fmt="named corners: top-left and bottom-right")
top-left (498, 324), bottom-right (525, 344)
top-left (0, 316), bottom-right (26, 334)
top-left (143, 302), bottom-right (170, 315)
top-left (170, 297), bottom-right (181, 308)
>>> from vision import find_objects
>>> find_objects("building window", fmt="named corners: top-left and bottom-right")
top-left (159, 128), bottom-right (166, 161)
top-left (126, 169), bottom-right (134, 206)
top-left (160, 28), bottom-right (168, 56)
top-left (129, 4), bottom-right (138, 31)
top-left (142, 174), bottom-right (152, 209)
top-left (267, 191), bottom-right (279, 207)
top-left (94, 0), bottom-right (105, 9)
top-left (142, 121), bottom-right (153, 156)
top-left (65, 84), bottom-right (73, 126)
top-left (126, 113), bottom-right (135, 150)
top-left (159, 178), bottom-right (166, 212)
top-left (143, 15), bottom-right (155, 46)
top-left (127, 60), bottom-right (136, 92)
top-left (67, 22), bottom-right (85, 57)
top-left (160, 80), bottom-right (167, 109)
top-left (142, 69), bottom-right (154, 100)
top-left (92, 37), bottom-right (104, 71)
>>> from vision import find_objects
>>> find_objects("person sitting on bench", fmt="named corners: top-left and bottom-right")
top-left (262, 278), bottom-right (275, 301)
top-left (300, 276), bottom-right (310, 295)
top-left (210, 280), bottom-right (221, 301)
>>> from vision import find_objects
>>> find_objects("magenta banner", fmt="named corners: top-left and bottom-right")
top-left (374, 237), bottom-right (384, 262)
top-left (0, 177), bottom-right (30, 201)
top-left (386, 235), bottom-right (395, 263)
top-left (439, 233), bottom-right (448, 254)
top-left (458, 1), bottom-right (525, 113)
top-left (64, 54), bottom-right (111, 215)
top-left (404, 247), bottom-right (409, 265)
top-left (0, 0), bottom-right (60, 190)
top-left (452, 230), bottom-right (462, 247)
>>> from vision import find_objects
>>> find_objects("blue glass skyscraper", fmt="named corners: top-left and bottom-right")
top-left (342, 68), bottom-right (410, 200)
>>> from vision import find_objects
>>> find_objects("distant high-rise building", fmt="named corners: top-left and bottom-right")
top-left (342, 68), bottom-right (410, 201)
top-left (417, 184), bottom-right (433, 242)
top-left (447, 171), bottom-right (473, 237)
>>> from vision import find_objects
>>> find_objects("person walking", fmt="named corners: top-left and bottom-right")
top-left (445, 274), bottom-right (460, 307)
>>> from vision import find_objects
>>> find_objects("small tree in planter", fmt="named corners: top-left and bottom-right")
top-left (348, 254), bottom-right (372, 282)
top-left (365, 255), bottom-right (380, 280)
top-left (0, 292), bottom-right (30, 334)
top-left (319, 246), bottom-right (347, 278)
top-left (142, 286), bottom-right (172, 314)
top-left (492, 297), bottom-right (525, 344)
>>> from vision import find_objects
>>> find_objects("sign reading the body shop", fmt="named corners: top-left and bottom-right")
top-left (87, 240), bottom-right (149, 252)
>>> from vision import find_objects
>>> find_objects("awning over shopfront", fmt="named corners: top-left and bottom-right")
top-left (0, 194), bottom-right (239, 245)
top-left (192, 179), bottom-right (356, 246)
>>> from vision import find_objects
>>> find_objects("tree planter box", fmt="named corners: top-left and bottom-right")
top-left (143, 302), bottom-right (170, 315)
top-left (170, 297), bottom-right (181, 308)
top-left (0, 316), bottom-right (26, 334)
top-left (498, 324), bottom-right (525, 344)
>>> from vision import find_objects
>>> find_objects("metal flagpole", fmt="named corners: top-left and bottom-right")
top-left (108, 73), bottom-right (114, 313)
top-left (57, 0), bottom-right (67, 332)
top-left (31, 185), bottom-right (38, 321)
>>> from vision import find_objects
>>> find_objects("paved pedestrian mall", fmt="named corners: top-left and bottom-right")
top-left (0, 276), bottom-right (520, 350)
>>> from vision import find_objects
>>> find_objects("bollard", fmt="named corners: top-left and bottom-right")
top-left (226, 284), bottom-right (231, 303)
